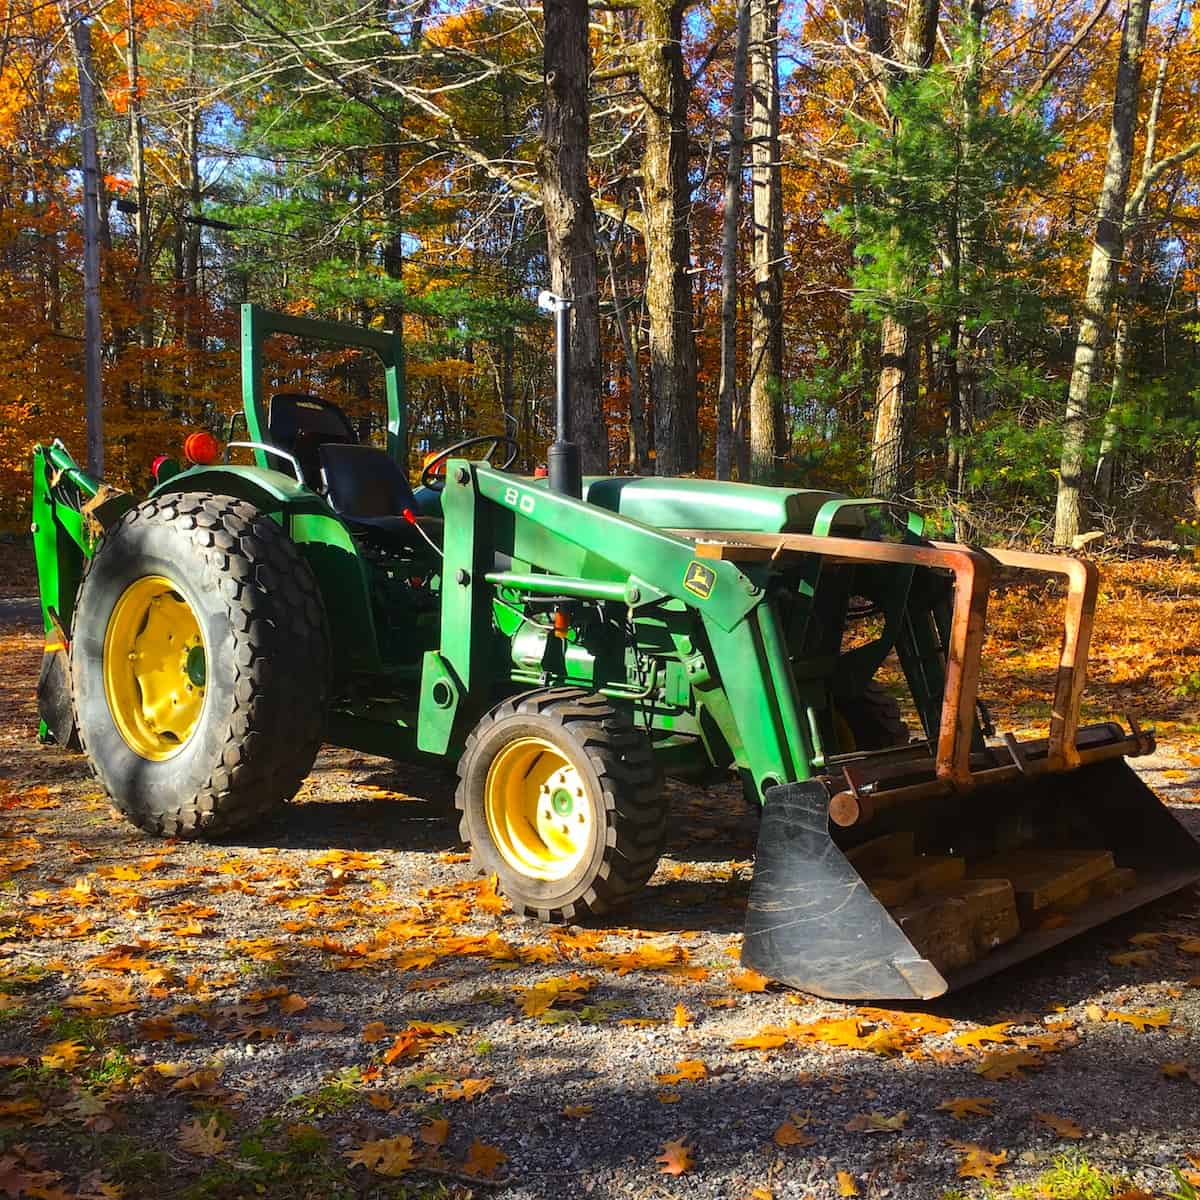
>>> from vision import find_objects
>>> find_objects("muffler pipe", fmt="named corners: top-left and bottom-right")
top-left (538, 289), bottom-right (582, 499)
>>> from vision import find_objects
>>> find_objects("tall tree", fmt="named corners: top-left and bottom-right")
top-left (748, 0), bottom-right (783, 482)
top-left (1053, 0), bottom-right (1152, 544)
top-left (863, 0), bottom-right (940, 499)
top-left (717, 0), bottom-right (751, 480)
top-left (58, 0), bottom-right (105, 476)
top-left (640, 0), bottom-right (698, 476)
top-left (540, 0), bottom-right (607, 471)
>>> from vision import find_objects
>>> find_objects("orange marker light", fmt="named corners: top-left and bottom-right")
top-left (183, 431), bottom-right (221, 466)
top-left (553, 608), bottom-right (570, 640)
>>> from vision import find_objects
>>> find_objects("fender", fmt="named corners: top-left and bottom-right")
top-left (151, 464), bottom-right (383, 674)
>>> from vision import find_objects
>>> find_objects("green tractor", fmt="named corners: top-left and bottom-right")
top-left (29, 299), bottom-right (1200, 1000)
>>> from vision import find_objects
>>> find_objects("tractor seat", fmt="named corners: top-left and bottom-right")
top-left (318, 443), bottom-right (443, 552)
top-left (268, 392), bottom-right (358, 489)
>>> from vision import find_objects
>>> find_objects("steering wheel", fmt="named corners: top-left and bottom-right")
top-left (420, 433), bottom-right (521, 490)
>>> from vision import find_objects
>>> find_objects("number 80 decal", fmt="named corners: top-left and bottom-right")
top-left (503, 486), bottom-right (536, 515)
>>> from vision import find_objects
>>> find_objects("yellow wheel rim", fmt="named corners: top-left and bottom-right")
top-left (102, 575), bottom-right (206, 761)
top-left (483, 736), bottom-right (594, 882)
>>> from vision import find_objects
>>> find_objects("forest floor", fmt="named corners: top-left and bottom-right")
top-left (2, 541), bottom-right (1200, 1200)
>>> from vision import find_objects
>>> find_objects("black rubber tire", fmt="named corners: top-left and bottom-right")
top-left (455, 688), bottom-right (667, 922)
top-left (71, 492), bottom-right (330, 838)
top-left (836, 680), bottom-right (909, 752)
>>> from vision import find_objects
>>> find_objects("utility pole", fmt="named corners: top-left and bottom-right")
top-left (59, 0), bottom-right (105, 476)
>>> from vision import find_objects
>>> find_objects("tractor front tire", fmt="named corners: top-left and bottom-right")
top-left (71, 492), bottom-right (330, 838)
top-left (456, 688), bottom-right (667, 922)
top-left (836, 680), bottom-right (909, 752)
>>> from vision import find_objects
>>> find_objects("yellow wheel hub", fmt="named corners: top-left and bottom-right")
top-left (102, 575), bottom-right (206, 761)
top-left (484, 736), bottom-right (594, 882)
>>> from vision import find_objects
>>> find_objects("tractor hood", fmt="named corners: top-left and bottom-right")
top-left (582, 476), bottom-right (846, 534)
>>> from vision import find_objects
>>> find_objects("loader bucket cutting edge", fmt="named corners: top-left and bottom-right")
top-left (741, 759), bottom-right (1200, 1001)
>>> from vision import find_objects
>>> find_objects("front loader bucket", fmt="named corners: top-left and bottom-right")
top-left (742, 754), bottom-right (1200, 1001)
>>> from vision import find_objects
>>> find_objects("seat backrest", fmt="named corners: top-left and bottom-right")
top-left (267, 393), bottom-right (357, 487)
top-left (319, 443), bottom-right (416, 519)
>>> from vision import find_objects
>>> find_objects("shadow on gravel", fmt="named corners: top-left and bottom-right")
top-left (177, 952), bottom-right (1200, 1200)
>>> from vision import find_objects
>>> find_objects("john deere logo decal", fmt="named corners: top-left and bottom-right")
top-left (683, 561), bottom-right (716, 600)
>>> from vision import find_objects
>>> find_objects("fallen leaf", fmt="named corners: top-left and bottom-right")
top-left (731, 1030), bottom-right (789, 1052)
top-left (836, 1170), bottom-right (859, 1196)
top-left (361, 1021), bottom-right (390, 1043)
top-left (1034, 1111), bottom-right (1085, 1139)
top-left (463, 1139), bottom-right (508, 1178)
top-left (300, 1017), bottom-right (347, 1034)
top-left (344, 1134), bottom-right (414, 1176)
top-left (656, 1059), bottom-right (708, 1084)
top-left (563, 1103), bottom-right (593, 1118)
top-left (514, 974), bottom-right (594, 1017)
top-left (975, 1049), bottom-right (1042, 1080)
top-left (277, 994), bottom-right (309, 1015)
top-left (728, 969), bottom-right (770, 993)
top-left (656, 1138), bottom-right (693, 1176)
top-left (773, 1111), bottom-right (816, 1147)
top-left (844, 1110), bottom-right (907, 1134)
top-left (1109, 950), bottom-right (1157, 968)
top-left (41, 1039), bottom-right (87, 1070)
top-left (950, 1140), bottom-right (1008, 1181)
top-left (1105, 1008), bottom-right (1171, 1033)
top-left (419, 1118), bottom-right (450, 1147)
top-left (425, 1077), bottom-right (492, 1102)
top-left (673, 1004), bottom-right (693, 1028)
top-left (954, 1023), bottom-right (1012, 1050)
top-left (178, 1117), bottom-right (227, 1158)
top-left (938, 1097), bottom-right (995, 1120)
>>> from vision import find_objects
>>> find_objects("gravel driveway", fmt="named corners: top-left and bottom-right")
top-left (2, 597), bottom-right (1199, 1200)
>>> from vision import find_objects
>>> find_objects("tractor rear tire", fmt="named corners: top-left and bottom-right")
top-left (836, 680), bottom-right (909, 752)
top-left (456, 688), bottom-right (667, 922)
top-left (70, 492), bottom-right (330, 838)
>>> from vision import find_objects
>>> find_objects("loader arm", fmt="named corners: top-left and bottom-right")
top-left (418, 460), bottom-right (817, 793)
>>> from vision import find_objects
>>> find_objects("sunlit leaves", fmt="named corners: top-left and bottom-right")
top-left (950, 1141), bottom-right (1008, 1181)
top-left (344, 1134), bottom-right (414, 1176)
top-left (656, 1060), bottom-right (708, 1085)
top-left (655, 1138), bottom-right (693, 1176)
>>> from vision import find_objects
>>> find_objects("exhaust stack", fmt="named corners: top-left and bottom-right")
top-left (538, 289), bottom-right (582, 499)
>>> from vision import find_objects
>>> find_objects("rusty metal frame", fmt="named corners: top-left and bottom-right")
top-left (688, 531), bottom-right (993, 787)
top-left (685, 532), bottom-right (1145, 820)
top-left (972, 547), bottom-right (1098, 771)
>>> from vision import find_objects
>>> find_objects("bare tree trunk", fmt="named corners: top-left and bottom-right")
top-left (716, 0), bottom-right (750, 481)
top-left (747, 0), bottom-right (783, 482)
top-left (59, 0), bottom-right (104, 475)
top-left (540, 0), bottom-right (607, 472)
top-left (640, 0), bottom-right (697, 476)
top-left (1094, 32), bottom-right (1175, 504)
top-left (601, 233), bottom-right (645, 472)
top-left (948, 0), bottom-right (986, 532)
top-left (1053, 0), bottom-right (1151, 545)
top-left (871, 317), bottom-right (910, 496)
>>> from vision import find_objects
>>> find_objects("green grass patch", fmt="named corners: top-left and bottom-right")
top-left (1010, 1152), bottom-right (1127, 1199)
top-left (287, 1066), bottom-right (364, 1116)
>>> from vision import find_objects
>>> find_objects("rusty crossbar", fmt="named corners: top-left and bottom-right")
top-left (684, 531), bottom-right (1143, 816)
